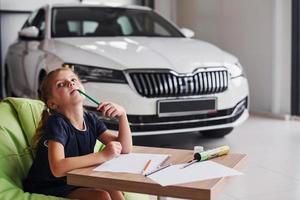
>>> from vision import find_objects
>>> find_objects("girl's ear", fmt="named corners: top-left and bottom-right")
top-left (47, 99), bottom-right (58, 110)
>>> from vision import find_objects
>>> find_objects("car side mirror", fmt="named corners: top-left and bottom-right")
top-left (18, 26), bottom-right (39, 40)
top-left (180, 28), bottom-right (195, 38)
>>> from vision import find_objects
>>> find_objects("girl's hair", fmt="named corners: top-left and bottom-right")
top-left (32, 67), bottom-right (75, 150)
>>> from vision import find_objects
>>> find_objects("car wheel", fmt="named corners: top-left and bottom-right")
top-left (37, 70), bottom-right (47, 96)
top-left (200, 128), bottom-right (233, 138)
top-left (4, 65), bottom-right (14, 97)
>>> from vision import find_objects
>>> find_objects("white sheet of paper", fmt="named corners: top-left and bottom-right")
top-left (93, 153), bottom-right (170, 174)
top-left (148, 161), bottom-right (243, 186)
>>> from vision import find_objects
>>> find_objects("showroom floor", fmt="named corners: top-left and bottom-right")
top-left (133, 115), bottom-right (300, 200)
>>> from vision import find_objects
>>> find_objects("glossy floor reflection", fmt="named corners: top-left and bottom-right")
top-left (133, 115), bottom-right (300, 200)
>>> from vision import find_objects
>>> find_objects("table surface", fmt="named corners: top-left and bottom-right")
top-left (67, 146), bottom-right (247, 200)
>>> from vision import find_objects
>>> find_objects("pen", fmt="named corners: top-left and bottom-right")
top-left (141, 159), bottom-right (152, 175)
top-left (77, 89), bottom-right (100, 105)
top-left (144, 163), bottom-right (172, 176)
top-left (181, 159), bottom-right (198, 169)
top-left (181, 146), bottom-right (230, 169)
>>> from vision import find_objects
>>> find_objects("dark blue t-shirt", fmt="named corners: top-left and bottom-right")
top-left (23, 111), bottom-right (107, 197)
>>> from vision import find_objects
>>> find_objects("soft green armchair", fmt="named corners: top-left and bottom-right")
top-left (0, 97), bottom-right (148, 200)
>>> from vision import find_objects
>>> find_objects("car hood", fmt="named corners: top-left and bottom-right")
top-left (53, 37), bottom-right (237, 73)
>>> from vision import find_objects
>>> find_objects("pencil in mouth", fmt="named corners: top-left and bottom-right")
top-left (77, 89), bottom-right (100, 105)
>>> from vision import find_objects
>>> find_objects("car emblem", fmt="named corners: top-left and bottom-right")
top-left (179, 76), bottom-right (194, 93)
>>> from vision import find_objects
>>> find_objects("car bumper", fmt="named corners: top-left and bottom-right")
top-left (83, 76), bottom-right (249, 136)
top-left (86, 96), bottom-right (248, 136)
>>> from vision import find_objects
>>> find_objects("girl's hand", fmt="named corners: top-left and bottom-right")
top-left (97, 102), bottom-right (126, 118)
top-left (101, 141), bottom-right (122, 161)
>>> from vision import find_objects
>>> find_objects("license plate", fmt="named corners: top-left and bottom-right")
top-left (157, 98), bottom-right (217, 117)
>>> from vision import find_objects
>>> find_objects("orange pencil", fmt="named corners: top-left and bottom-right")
top-left (142, 159), bottom-right (152, 175)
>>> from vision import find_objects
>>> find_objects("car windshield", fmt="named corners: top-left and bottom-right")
top-left (51, 7), bottom-right (184, 38)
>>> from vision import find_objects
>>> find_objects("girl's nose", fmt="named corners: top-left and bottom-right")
top-left (68, 81), bottom-right (75, 87)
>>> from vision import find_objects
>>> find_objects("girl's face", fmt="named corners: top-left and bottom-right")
top-left (48, 70), bottom-right (85, 109)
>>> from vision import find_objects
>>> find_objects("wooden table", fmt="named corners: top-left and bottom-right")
top-left (67, 146), bottom-right (246, 200)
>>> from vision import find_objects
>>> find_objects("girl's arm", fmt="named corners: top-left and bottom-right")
top-left (97, 102), bottom-right (133, 153)
top-left (48, 140), bottom-right (121, 177)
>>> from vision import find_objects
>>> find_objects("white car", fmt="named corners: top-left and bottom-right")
top-left (4, 3), bottom-right (249, 137)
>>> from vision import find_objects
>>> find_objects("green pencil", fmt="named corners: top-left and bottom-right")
top-left (77, 89), bottom-right (118, 121)
top-left (77, 89), bottom-right (100, 105)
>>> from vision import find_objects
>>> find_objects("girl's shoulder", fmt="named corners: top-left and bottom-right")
top-left (48, 112), bottom-right (67, 121)
top-left (46, 112), bottom-right (69, 127)
top-left (83, 111), bottom-right (99, 122)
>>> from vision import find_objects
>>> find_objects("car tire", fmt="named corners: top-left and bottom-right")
top-left (37, 70), bottom-right (47, 96)
top-left (200, 128), bottom-right (233, 138)
top-left (4, 65), bottom-right (14, 97)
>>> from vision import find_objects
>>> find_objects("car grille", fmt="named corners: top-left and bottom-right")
top-left (128, 69), bottom-right (229, 97)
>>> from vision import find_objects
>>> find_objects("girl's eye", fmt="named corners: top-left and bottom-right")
top-left (57, 82), bottom-right (65, 88)
top-left (71, 78), bottom-right (77, 82)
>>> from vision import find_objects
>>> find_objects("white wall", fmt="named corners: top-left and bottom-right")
top-left (154, 0), bottom-right (177, 23)
top-left (176, 0), bottom-right (291, 115)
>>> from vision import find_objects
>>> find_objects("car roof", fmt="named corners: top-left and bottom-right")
top-left (49, 3), bottom-right (152, 11)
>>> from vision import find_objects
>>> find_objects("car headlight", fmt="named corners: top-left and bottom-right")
top-left (228, 62), bottom-right (244, 78)
top-left (63, 63), bottom-right (127, 84)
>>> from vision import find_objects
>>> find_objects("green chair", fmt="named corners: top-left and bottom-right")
top-left (0, 97), bottom-right (148, 200)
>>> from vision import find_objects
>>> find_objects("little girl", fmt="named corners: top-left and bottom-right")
top-left (23, 67), bottom-right (132, 200)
